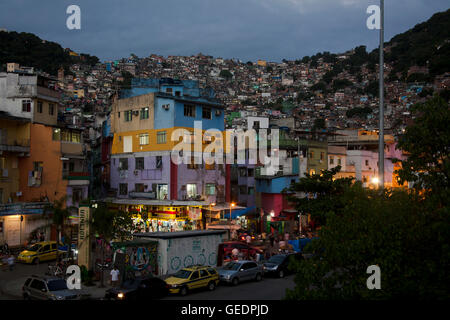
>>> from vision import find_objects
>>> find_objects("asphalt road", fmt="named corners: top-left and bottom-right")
top-left (164, 275), bottom-right (296, 300)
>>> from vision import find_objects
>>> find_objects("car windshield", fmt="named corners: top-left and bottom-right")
top-left (268, 255), bottom-right (286, 264)
top-left (47, 279), bottom-right (68, 291)
top-left (173, 269), bottom-right (192, 279)
top-left (223, 262), bottom-right (241, 271)
top-left (28, 244), bottom-right (42, 252)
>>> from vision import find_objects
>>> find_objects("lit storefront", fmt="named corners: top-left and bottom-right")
top-left (108, 199), bottom-right (208, 233)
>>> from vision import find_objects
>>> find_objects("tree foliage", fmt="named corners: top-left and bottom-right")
top-left (286, 187), bottom-right (450, 300)
top-left (394, 95), bottom-right (450, 206)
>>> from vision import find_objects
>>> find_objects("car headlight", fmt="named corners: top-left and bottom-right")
top-left (171, 284), bottom-right (180, 288)
top-left (117, 292), bottom-right (124, 299)
top-left (225, 274), bottom-right (231, 279)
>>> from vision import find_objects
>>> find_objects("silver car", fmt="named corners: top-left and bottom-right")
top-left (22, 275), bottom-right (80, 300)
top-left (217, 260), bottom-right (263, 286)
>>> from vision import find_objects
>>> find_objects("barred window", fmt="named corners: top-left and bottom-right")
top-left (157, 131), bottom-right (166, 144)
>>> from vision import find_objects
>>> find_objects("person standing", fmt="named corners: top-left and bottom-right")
top-left (110, 266), bottom-right (120, 287)
top-left (7, 254), bottom-right (15, 271)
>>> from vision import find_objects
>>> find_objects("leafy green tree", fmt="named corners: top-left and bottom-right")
top-left (287, 166), bottom-right (354, 226)
top-left (394, 95), bottom-right (450, 206)
top-left (91, 203), bottom-right (134, 287)
top-left (285, 187), bottom-right (450, 300)
top-left (219, 69), bottom-right (233, 80)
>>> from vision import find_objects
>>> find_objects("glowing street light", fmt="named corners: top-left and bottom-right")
top-left (371, 177), bottom-right (380, 185)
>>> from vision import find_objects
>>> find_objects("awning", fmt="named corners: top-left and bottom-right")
top-left (223, 206), bottom-right (256, 219)
top-left (0, 202), bottom-right (50, 216)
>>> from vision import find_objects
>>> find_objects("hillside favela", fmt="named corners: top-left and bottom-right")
top-left (0, 1), bottom-right (449, 307)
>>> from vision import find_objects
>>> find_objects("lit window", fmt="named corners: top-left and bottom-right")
top-left (52, 128), bottom-right (61, 141)
top-left (140, 107), bottom-right (149, 120)
top-left (186, 184), bottom-right (197, 198)
top-left (139, 133), bottom-right (149, 145)
top-left (124, 110), bottom-right (132, 122)
top-left (205, 184), bottom-right (216, 195)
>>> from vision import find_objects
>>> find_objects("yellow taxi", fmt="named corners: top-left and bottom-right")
top-left (165, 265), bottom-right (219, 296)
top-left (17, 241), bottom-right (62, 264)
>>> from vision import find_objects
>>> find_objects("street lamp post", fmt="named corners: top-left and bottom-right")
top-left (229, 202), bottom-right (235, 240)
top-left (378, 0), bottom-right (385, 189)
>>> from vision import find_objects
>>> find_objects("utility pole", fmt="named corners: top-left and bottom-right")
top-left (378, 0), bottom-right (385, 188)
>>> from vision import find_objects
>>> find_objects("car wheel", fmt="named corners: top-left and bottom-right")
top-left (180, 286), bottom-right (188, 296)
top-left (278, 270), bottom-right (285, 278)
top-left (255, 273), bottom-right (262, 281)
top-left (232, 277), bottom-right (239, 286)
top-left (208, 281), bottom-right (216, 291)
top-left (32, 258), bottom-right (39, 265)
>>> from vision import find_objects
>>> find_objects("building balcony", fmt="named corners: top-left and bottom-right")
top-left (63, 172), bottom-right (90, 186)
top-left (0, 137), bottom-right (30, 153)
top-left (37, 86), bottom-right (61, 102)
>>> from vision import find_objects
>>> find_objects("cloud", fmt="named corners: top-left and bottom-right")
top-left (0, 0), bottom-right (448, 62)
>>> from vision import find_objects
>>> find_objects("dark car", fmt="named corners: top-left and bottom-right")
top-left (22, 275), bottom-right (80, 300)
top-left (104, 276), bottom-right (169, 300)
top-left (263, 253), bottom-right (303, 278)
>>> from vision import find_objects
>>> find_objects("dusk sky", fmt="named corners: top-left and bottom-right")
top-left (0, 0), bottom-right (449, 62)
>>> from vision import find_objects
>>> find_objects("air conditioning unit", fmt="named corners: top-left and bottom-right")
top-left (163, 104), bottom-right (170, 110)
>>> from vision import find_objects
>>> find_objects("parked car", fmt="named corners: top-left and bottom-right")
top-left (263, 253), bottom-right (304, 278)
top-left (218, 260), bottom-right (263, 285)
top-left (22, 275), bottom-right (80, 300)
top-left (104, 276), bottom-right (169, 300)
top-left (165, 265), bottom-right (219, 296)
top-left (17, 241), bottom-right (63, 264)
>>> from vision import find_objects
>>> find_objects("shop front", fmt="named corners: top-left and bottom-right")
top-left (108, 199), bottom-right (208, 234)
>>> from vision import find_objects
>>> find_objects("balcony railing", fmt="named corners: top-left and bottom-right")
top-left (0, 137), bottom-right (30, 153)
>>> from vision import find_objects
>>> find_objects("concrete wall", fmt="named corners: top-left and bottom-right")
top-left (157, 233), bottom-right (225, 275)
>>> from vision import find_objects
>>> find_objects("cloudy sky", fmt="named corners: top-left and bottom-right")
top-left (0, 0), bottom-right (448, 62)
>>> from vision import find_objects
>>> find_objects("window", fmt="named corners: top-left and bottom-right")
top-left (207, 268), bottom-right (217, 275)
top-left (157, 131), bottom-right (166, 144)
top-left (139, 133), bottom-right (149, 145)
top-left (320, 152), bottom-right (324, 161)
top-left (184, 104), bottom-right (195, 117)
top-left (248, 187), bottom-right (255, 195)
top-left (22, 100), bottom-right (31, 112)
top-left (71, 132), bottom-right (81, 143)
top-left (140, 107), bottom-right (149, 120)
top-left (33, 161), bottom-right (43, 171)
top-left (190, 271), bottom-right (199, 280)
top-left (309, 151), bottom-right (314, 159)
top-left (118, 112), bottom-right (120, 118)
top-left (52, 128), bottom-right (61, 141)
top-left (42, 245), bottom-right (51, 252)
top-left (338, 158), bottom-right (342, 165)
top-left (72, 188), bottom-right (82, 203)
top-left (239, 186), bottom-right (247, 195)
top-left (157, 184), bottom-right (168, 200)
top-left (330, 156), bottom-right (334, 165)
top-left (49, 103), bottom-right (55, 115)
top-left (135, 184), bottom-right (145, 192)
top-left (186, 184), bottom-right (197, 198)
top-left (37, 101), bottom-right (43, 113)
top-left (30, 280), bottom-right (46, 291)
top-left (202, 107), bottom-right (212, 119)
top-left (199, 270), bottom-right (208, 277)
top-left (119, 184), bottom-right (128, 195)
top-left (239, 168), bottom-right (247, 177)
top-left (365, 160), bottom-right (369, 166)
top-left (135, 157), bottom-right (144, 170)
top-left (51, 243), bottom-right (57, 250)
top-left (166, 87), bottom-right (173, 93)
top-left (187, 156), bottom-right (199, 169)
top-left (156, 156), bottom-right (162, 169)
top-left (248, 168), bottom-right (254, 177)
top-left (69, 162), bottom-right (75, 172)
top-left (124, 110), bottom-right (132, 122)
top-left (119, 158), bottom-right (128, 170)
top-left (175, 91), bottom-right (181, 97)
top-left (205, 184), bottom-right (216, 195)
